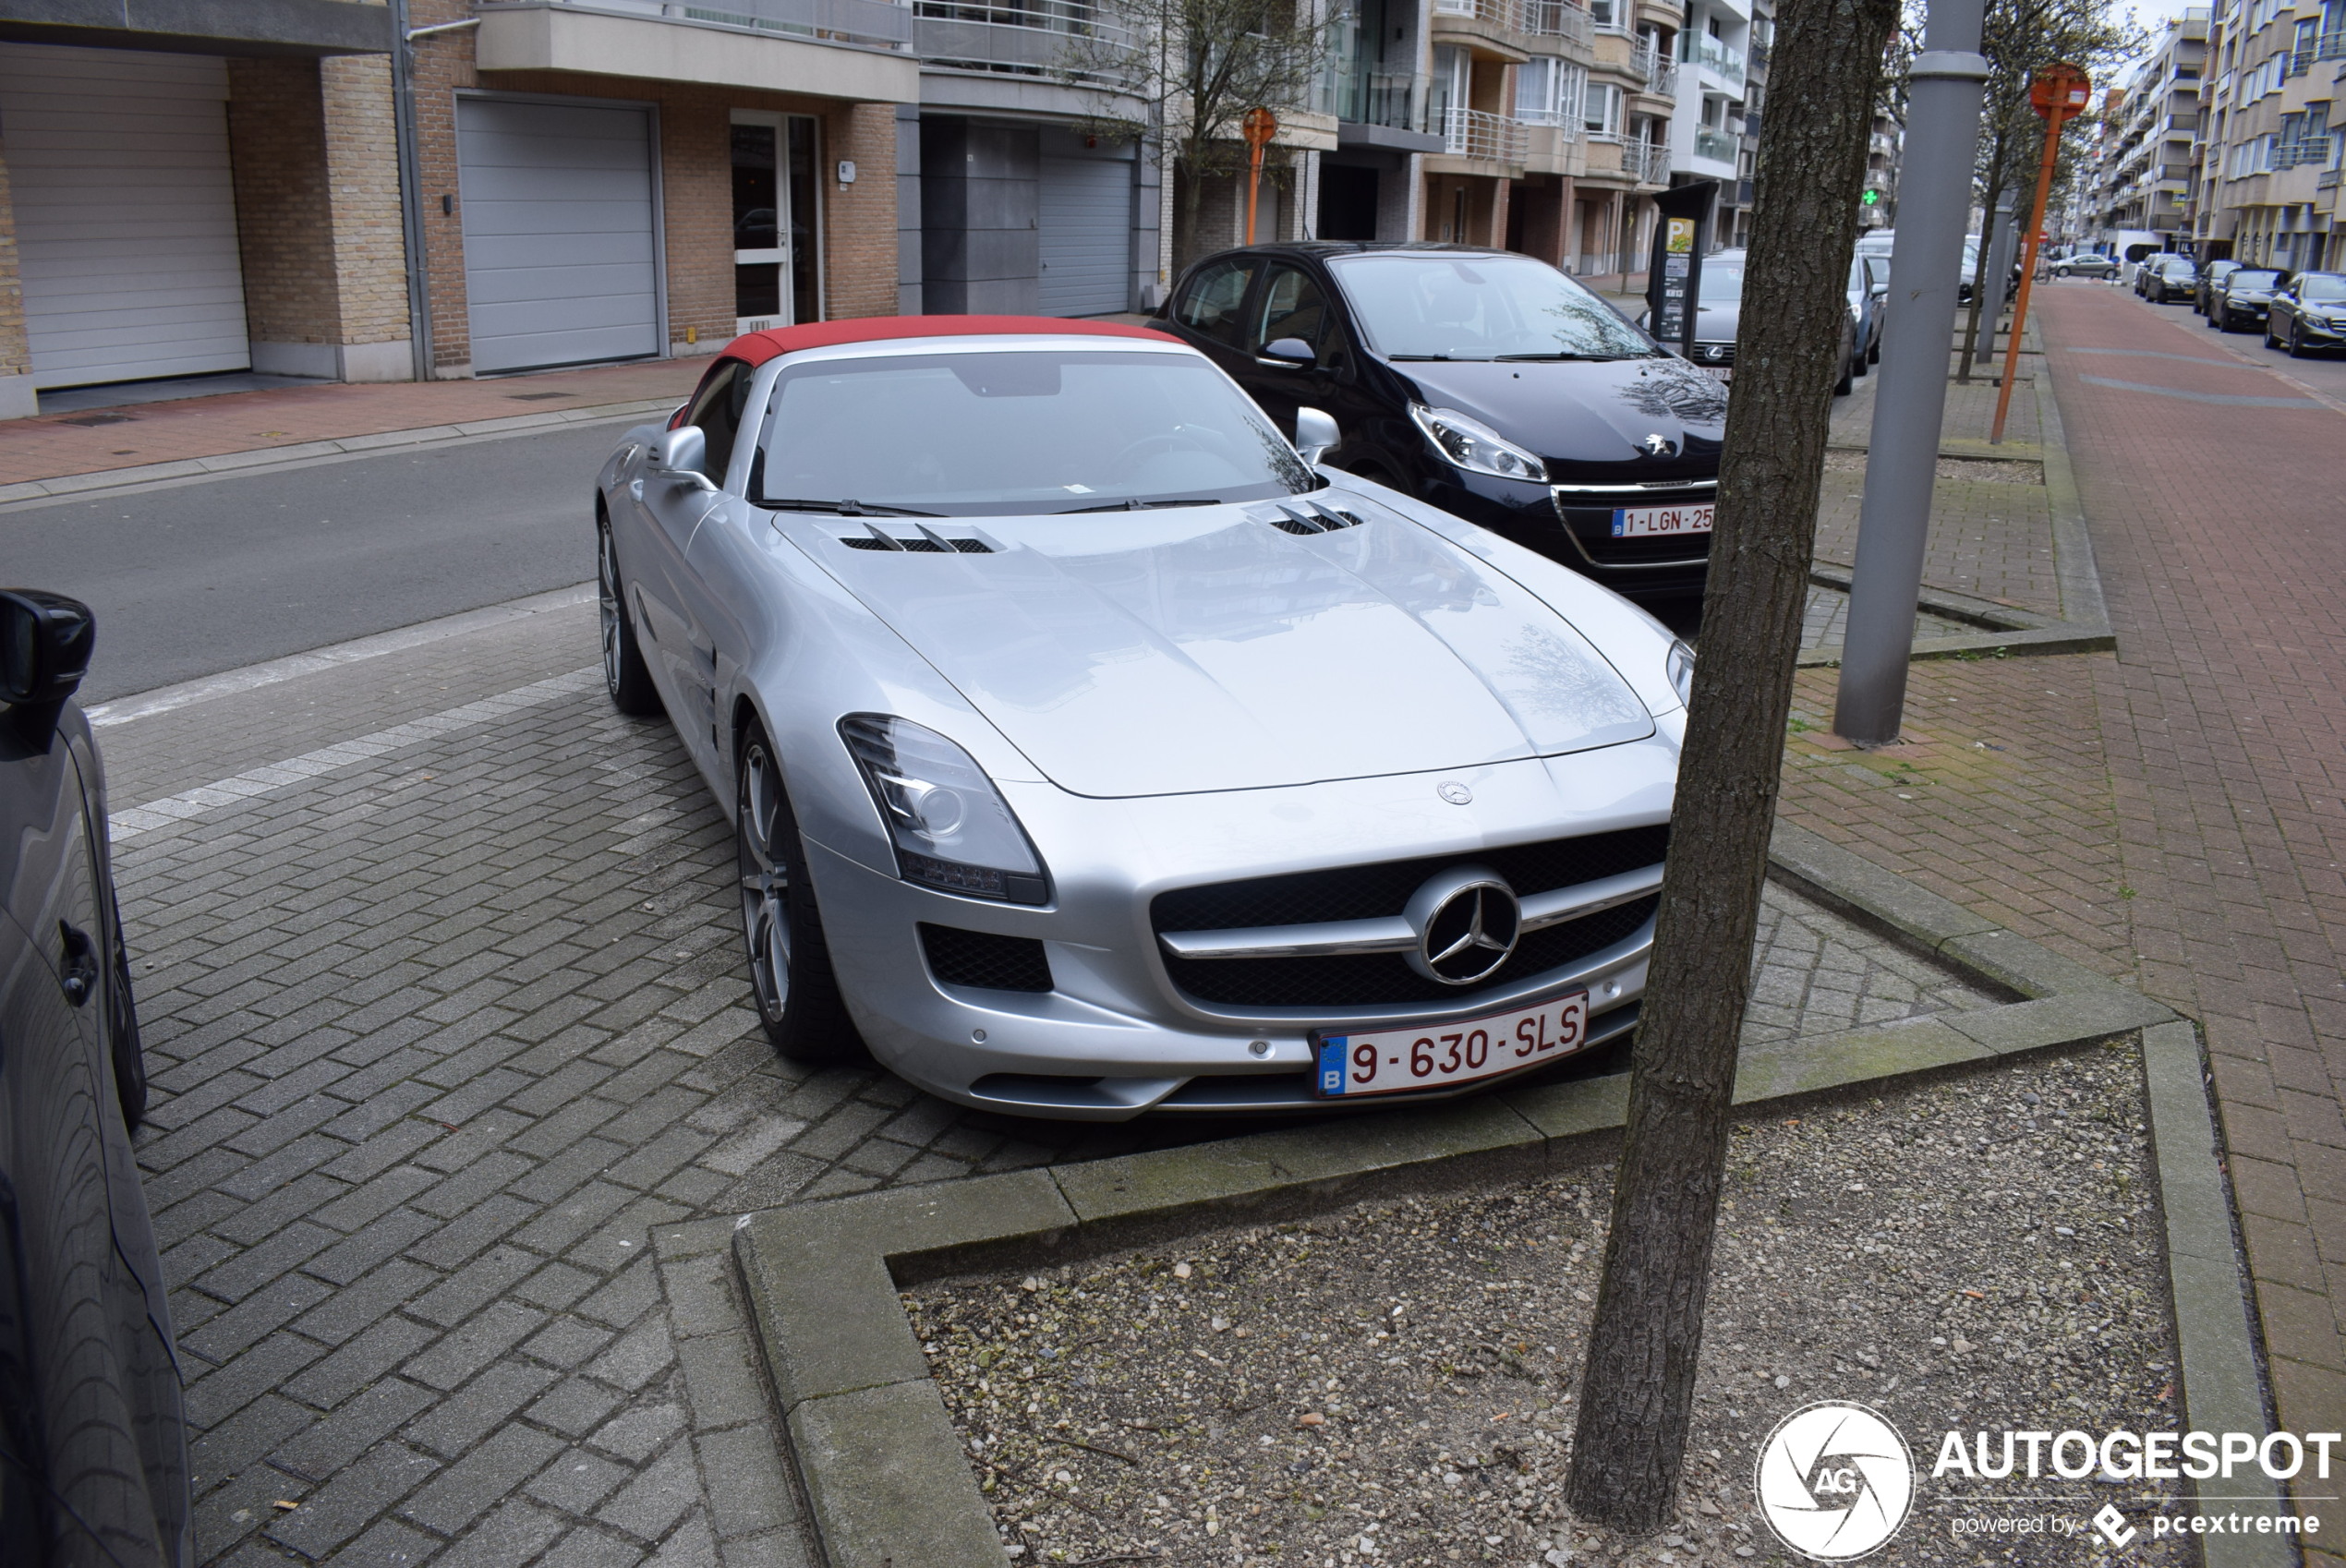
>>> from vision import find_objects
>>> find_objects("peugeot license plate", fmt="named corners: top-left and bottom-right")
top-left (1613, 503), bottom-right (1715, 538)
top-left (1312, 992), bottom-right (1590, 1098)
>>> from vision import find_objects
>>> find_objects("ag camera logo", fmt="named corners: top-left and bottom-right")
top-left (1755, 1401), bottom-right (1916, 1561)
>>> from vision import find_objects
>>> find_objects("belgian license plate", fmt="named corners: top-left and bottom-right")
top-left (1700, 366), bottom-right (1733, 382)
top-left (1312, 992), bottom-right (1590, 1098)
top-left (1613, 502), bottom-right (1715, 537)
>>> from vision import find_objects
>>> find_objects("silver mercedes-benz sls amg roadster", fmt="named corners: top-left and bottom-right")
top-left (596, 316), bottom-right (1687, 1119)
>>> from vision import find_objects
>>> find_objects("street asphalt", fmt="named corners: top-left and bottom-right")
top-left (3, 416), bottom-right (639, 703)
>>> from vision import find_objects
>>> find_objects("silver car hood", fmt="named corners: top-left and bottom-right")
top-left (805, 501), bottom-right (1655, 798)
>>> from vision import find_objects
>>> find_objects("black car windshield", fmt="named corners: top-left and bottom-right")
top-left (1327, 253), bottom-right (1656, 359)
top-left (753, 348), bottom-right (1312, 516)
top-left (2232, 270), bottom-right (2281, 289)
top-left (2298, 273), bottom-right (2346, 300)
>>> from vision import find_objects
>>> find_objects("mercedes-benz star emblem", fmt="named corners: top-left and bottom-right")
top-left (1436, 781), bottom-right (1473, 805)
top-left (1403, 866), bottom-right (1522, 986)
top-left (1640, 433), bottom-right (1674, 457)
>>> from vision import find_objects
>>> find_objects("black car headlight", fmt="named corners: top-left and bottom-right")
top-left (840, 715), bottom-right (1049, 904)
top-left (1409, 404), bottom-right (1549, 483)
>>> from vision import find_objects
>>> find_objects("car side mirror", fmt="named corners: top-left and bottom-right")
top-left (651, 427), bottom-right (715, 488)
top-left (1293, 407), bottom-right (1338, 469)
top-left (1256, 336), bottom-right (1317, 370)
top-left (1869, 283), bottom-right (1889, 298)
top-left (1, 588), bottom-right (95, 731)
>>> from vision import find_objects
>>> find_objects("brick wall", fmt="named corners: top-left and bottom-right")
top-left (0, 145), bottom-right (28, 380)
top-left (320, 53), bottom-right (410, 348)
top-left (406, 7), bottom-right (900, 376)
top-left (227, 56), bottom-right (345, 346)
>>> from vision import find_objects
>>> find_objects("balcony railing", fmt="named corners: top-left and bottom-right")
top-left (1432, 0), bottom-right (1520, 29)
top-left (1747, 37), bottom-right (1769, 74)
top-left (1691, 31), bottom-right (1744, 86)
top-left (913, 0), bottom-right (1136, 76)
top-left (1441, 105), bottom-right (1529, 162)
top-left (1632, 41), bottom-right (1677, 93)
top-left (2320, 29), bottom-right (2346, 59)
top-left (1523, 0), bottom-right (1595, 47)
top-left (2319, 166), bottom-right (2342, 189)
top-left (1694, 126), bottom-right (1736, 163)
top-left (516, 0), bottom-right (914, 49)
top-left (1321, 63), bottom-right (1422, 127)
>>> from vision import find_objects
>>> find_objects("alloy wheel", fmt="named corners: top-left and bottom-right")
top-left (738, 742), bottom-right (792, 1020)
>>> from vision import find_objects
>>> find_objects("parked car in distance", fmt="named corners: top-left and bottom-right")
top-left (2194, 258), bottom-right (2241, 315)
top-left (0, 588), bottom-right (191, 1566)
top-left (2265, 271), bottom-right (2346, 356)
top-left (1847, 254), bottom-right (1886, 369)
top-left (2211, 267), bottom-right (2284, 332)
top-left (1663, 249), bottom-right (1860, 397)
top-left (596, 318), bottom-right (1688, 1117)
top-left (2135, 255), bottom-right (2196, 301)
top-left (1159, 242), bottom-right (1728, 599)
top-left (2050, 252), bottom-right (2118, 279)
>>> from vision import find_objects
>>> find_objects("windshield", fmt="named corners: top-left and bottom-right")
top-left (1702, 258), bottom-right (1746, 299)
top-left (1328, 253), bottom-right (1655, 360)
top-left (2231, 270), bottom-right (2280, 290)
top-left (753, 349), bottom-right (1312, 516)
top-left (2299, 273), bottom-right (2346, 300)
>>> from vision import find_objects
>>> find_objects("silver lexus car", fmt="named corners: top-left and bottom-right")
top-left (597, 318), bottom-right (1686, 1119)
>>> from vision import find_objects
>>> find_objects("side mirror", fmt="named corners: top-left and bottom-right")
top-left (1293, 407), bottom-right (1338, 469)
top-left (1, 588), bottom-right (95, 728)
top-left (1255, 336), bottom-right (1317, 370)
top-left (1870, 282), bottom-right (1890, 299)
top-left (651, 427), bottom-right (715, 488)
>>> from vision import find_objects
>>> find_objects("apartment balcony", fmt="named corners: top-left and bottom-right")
top-left (1628, 139), bottom-right (1669, 183)
top-left (1690, 31), bottom-right (1743, 88)
top-left (1431, 0), bottom-right (1532, 53)
top-left (476, 0), bottom-right (920, 99)
top-left (913, 0), bottom-right (1137, 81)
top-left (1522, 0), bottom-right (1597, 52)
top-left (1324, 66), bottom-right (1443, 150)
top-left (1631, 40), bottom-right (1677, 94)
top-left (1747, 37), bottom-right (1769, 75)
top-left (1441, 105), bottom-right (1530, 163)
top-left (1693, 126), bottom-right (1736, 164)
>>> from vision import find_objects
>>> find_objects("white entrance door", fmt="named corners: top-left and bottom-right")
top-left (0, 43), bottom-right (249, 390)
top-left (457, 98), bottom-right (661, 374)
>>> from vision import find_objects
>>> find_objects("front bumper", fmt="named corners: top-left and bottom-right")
top-left (1421, 468), bottom-right (1716, 597)
top-left (2296, 315), bottom-right (2346, 345)
top-left (805, 748), bottom-right (1676, 1120)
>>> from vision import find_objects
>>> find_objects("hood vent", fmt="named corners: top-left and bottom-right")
top-left (1257, 501), bottom-right (1369, 536)
top-left (839, 524), bottom-right (995, 554)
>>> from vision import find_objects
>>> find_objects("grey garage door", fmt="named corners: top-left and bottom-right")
top-left (457, 98), bottom-right (660, 374)
top-left (1038, 155), bottom-right (1131, 318)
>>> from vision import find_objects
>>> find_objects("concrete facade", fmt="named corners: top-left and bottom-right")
top-left (2185, 0), bottom-right (2341, 270)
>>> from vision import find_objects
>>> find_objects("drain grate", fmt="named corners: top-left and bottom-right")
top-left (57, 412), bottom-right (136, 427)
top-left (507, 391), bottom-right (576, 402)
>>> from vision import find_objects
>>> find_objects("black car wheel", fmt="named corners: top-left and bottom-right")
top-left (736, 725), bottom-right (863, 1064)
top-left (2288, 320), bottom-right (2308, 358)
top-left (599, 517), bottom-right (661, 718)
top-left (2207, 306), bottom-right (2222, 329)
top-left (1868, 334), bottom-right (1880, 365)
top-left (1834, 356), bottom-right (1855, 397)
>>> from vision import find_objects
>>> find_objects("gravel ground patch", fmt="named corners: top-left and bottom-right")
top-left (909, 1038), bottom-right (2183, 1566)
top-left (1822, 451), bottom-right (2046, 485)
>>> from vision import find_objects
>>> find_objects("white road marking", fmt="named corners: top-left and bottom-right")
top-left (110, 666), bottom-right (602, 843)
top-left (87, 584), bottom-right (595, 728)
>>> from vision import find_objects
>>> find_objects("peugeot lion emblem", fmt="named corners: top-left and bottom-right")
top-left (1640, 433), bottom-right (1674, 458)
top-left (1403, 866), bottom-right (1522, 986)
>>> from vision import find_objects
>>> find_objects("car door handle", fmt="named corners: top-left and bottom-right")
top-left (58, 922), bottom-right (99, 1007)
top-left (629, 479), bottom-right (646, 501)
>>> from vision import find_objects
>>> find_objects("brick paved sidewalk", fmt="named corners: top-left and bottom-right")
top-left (2, 358), bottom-right (706, 488)
top-left (105, 614), bottom-right (2001, 1568)
top-left (1779, 283), bottom-right (2346, 1559)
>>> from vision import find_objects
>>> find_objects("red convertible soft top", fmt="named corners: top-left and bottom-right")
top-left (726, 314), bottom-right (1176, 367)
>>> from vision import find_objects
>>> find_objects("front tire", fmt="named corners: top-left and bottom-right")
top-left (599, 518), bottom-right (661, 717)
top-left (736, 727), bottom-right (864, 1065)
top-left (2287, 321), bottom-right (2307, 358)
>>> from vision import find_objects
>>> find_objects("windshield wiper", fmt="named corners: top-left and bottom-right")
top-left (1389, 352), bottom-right (1497, 361)
top-left (1492, 352), bottom-right (1644, 361)
top-left (759, 498), bottom-right (944, 517)
top-left (1053, 497), bottom-right (1224, 513)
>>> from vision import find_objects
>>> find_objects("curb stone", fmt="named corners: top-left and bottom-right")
top-left (732, 826), bottom-right (2272, 1565)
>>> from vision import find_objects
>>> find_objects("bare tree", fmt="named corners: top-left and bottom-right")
top-left (1561, 0), bottom-right (1899, 1535)
top-left (1061, 0), bottom-right (1334, 265)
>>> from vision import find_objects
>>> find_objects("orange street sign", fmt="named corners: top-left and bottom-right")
top-left (1242, 107), bottom-right (1279, 148)
top-left (2030, 64), bottom-right (2091, 119)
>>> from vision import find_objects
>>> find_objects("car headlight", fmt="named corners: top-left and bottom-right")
top-left (1409, 404), bottom-right (1549, 483)
top-left (840, 715), bottom-right (1049, 905)
top-left (1666, 639), bottom-right (1696, 707)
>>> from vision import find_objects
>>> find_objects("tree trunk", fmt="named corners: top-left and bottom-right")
top-left (1957, 131), bottom-right (2008, 383)
top-left (1561, 0), bottom-right (1898, 1535)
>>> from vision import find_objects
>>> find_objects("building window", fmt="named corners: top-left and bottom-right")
top-left (732, 112), bottom-right (820, 332)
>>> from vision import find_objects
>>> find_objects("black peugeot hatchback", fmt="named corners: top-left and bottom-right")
top-left (1156, 242), bottom-right (1727, 598)
top-left (1, 588), bottom-right (191, 1566)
